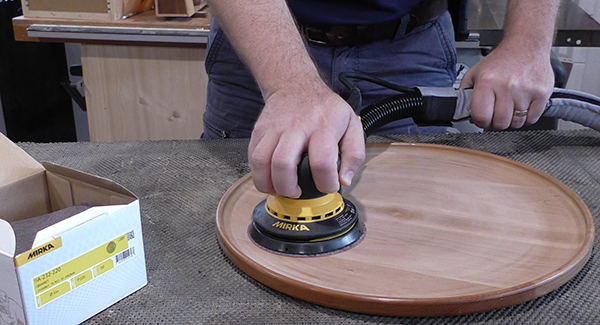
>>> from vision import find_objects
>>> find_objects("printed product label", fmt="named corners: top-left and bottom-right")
top-left (32, 232), bottom-right (136, 308)
top-left (14, 237), bottom-right (63, 267)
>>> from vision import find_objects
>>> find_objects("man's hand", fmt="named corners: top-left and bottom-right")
top-left (248, 82), bottom-right (365, 198)
top-left (207, 0), bottom-right (365, 197)
top-left (460, 0), bottom-right (560, 130)
top-left (460, 44), bottom-right (555, 130)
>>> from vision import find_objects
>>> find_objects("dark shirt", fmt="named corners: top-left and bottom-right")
top-left (288, 0), bottom-right (425, 25)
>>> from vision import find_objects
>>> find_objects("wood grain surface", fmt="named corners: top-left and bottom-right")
top-left (81, 44), bottom-right (207, 141)
top-left (216, 143), bottom-right (594, 316)
top-left (23, 0), bottom-right (125, 20)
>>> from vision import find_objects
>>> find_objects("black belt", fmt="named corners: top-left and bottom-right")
top-left (300, 0), bottom-right (448, 47)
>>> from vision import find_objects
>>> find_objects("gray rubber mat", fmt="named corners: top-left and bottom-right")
top-left (17, 129), bottom-right (600, 324)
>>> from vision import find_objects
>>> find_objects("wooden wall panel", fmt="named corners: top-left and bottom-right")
top-left (81, 44), bottom-right (207, 141)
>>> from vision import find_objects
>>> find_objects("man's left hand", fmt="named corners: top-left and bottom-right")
top-left (460, 44), bottom-right (555, 130)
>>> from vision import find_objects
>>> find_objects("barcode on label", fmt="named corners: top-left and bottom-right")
top-left (127, 231), bottom-right (135, 241)
top-left (115, 247), bottom-right (135, 264)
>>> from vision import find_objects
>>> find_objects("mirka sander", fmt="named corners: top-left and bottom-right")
top-left (248, 72), bottom-right (600, 256)
top-left (249, 154), bottom-right (365, 256)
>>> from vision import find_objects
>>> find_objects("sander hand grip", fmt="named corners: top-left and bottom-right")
top-left (296, 153), bottom-right (341, 199)
top-left (416, 87), bottom-right (600, 132)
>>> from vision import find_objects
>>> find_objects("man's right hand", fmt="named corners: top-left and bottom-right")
top-left (248, 82), bottom-right (365, 198)
top-left (207, 0), bottom-right (365, 197)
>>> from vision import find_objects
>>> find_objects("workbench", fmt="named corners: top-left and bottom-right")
top-left (13, 10), bottom-right (210, 141)
top-left (12, 0), bottom-right (600, 141)
top-left (469, 0), bottom-right (600, 46)
top-left (18, 129), bottom-right (600, 324)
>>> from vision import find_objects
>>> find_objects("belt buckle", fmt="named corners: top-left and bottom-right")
top-left (302, 25), bottom-right (331, 45)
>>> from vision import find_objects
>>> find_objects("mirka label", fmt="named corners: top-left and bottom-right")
top-left (31, 233), bottom-right (135, 308)
top-left (271, 221), bottom-right (310, 231)
top-left (15, 237), bottom-right (63, 267)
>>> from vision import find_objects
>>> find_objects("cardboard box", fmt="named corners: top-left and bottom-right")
top-left (0, 133), bottom-right (147, 325)
top-left (20, 0), bottom-right (154, 20)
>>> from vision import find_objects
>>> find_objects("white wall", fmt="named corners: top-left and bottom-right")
top-left (553, 0), bottom-right (600, 129)
top-left (554, 0), bottom-right (600, 96)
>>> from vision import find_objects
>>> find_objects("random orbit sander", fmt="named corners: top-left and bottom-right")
top-left (247, 73), bottom-right (426, 256)
top-left (249, 155), bottom-right (365, 256)
top-left (248, 72), bottom-right (600, 256)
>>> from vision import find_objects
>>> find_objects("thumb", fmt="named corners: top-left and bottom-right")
top-left (459, 66), bottom-right (476, 89)
top-left (338, 115), bottom-right (365, 187)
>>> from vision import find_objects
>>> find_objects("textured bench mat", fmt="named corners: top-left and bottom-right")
top-left (18, 129), bottom-right (600, 324)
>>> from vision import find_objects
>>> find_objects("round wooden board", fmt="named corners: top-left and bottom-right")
top-left (216, 143), bottom-right (594, 316)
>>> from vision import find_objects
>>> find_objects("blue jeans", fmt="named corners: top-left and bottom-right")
top-left (202, 11), bottom-right (457, 139)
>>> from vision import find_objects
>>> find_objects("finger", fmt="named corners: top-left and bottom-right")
top-left (459, 67), bottom-right (475, 89)
top-left (338, 115), bottom-right (365, 187)
top-left (510, 110), bottom-right (528, 129)
top-left (469, 84), bottom-right (496, 128)
top-left (248, 131), bottom-right (278, 195)
top-left (307, 132), bottom-right (340, 194)
top-left (525, 97), bottom-right (548, 125)
top-left (509, 95), bottom-right (530, 129)
top-left (490, 88), bottom-right (514, 130)
top-left (270, 132), bottom-right (305, 198)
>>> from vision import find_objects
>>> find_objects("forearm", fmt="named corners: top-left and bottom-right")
top-left (206, 0), bottom-right (325, 99)
top-left (501, 0), bottom-right (561, 53)
top-left (208, 0), bottom-right (364, 197)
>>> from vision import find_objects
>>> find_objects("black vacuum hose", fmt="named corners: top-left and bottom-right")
top-left (359, 93), bottom-right (424, 137)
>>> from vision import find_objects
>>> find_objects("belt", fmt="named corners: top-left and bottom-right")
top-left (300, 0), bottom-right (448, 47)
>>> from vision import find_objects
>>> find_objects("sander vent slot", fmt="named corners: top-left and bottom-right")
top-left (265, 194), bottom-right (345, 223)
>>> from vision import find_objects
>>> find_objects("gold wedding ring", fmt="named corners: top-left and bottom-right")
top-left (514, 110), bottom-right (528, 117)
